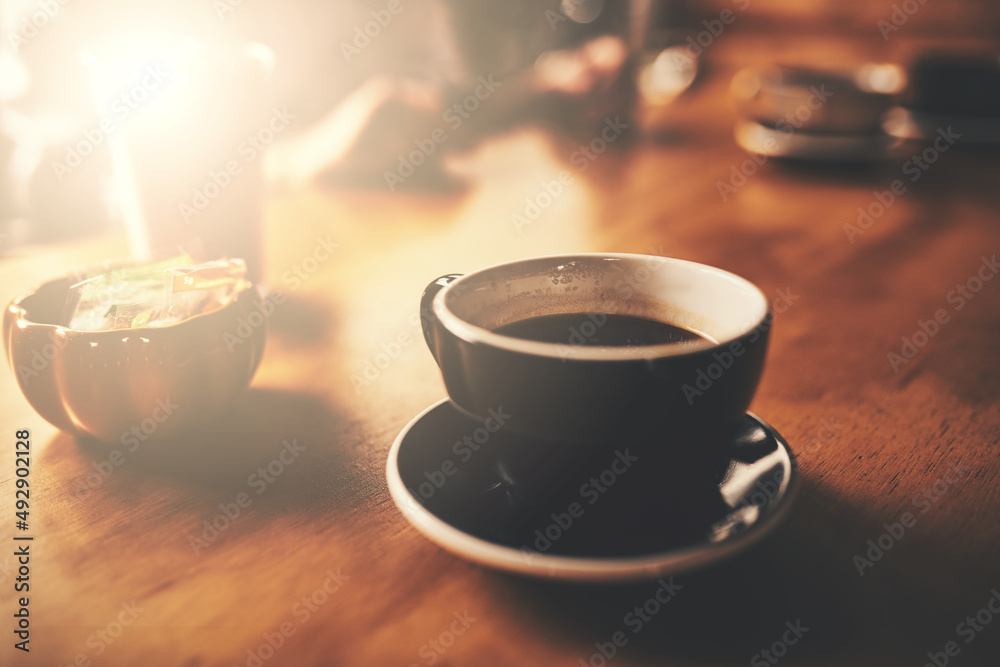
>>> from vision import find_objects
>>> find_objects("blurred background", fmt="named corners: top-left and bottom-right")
top-left (1, 0), bottom-right (998, 260)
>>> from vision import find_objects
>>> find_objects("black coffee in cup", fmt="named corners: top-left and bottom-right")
top-left (494, 313), bottom-right (708, 347)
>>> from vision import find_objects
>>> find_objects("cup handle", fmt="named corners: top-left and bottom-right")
top-left (420, 274), bottom-right (463, 365)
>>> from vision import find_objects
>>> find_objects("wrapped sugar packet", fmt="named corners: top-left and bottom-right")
top-left (64, 255), bottom-right (193, 331)
top-left (64, 256), bottom-right (247, 331)
top-left (159, 258), bottom-right (248, 327)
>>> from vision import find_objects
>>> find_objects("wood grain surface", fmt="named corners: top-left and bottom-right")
top-left (2, 31), bottom-right (999, 667)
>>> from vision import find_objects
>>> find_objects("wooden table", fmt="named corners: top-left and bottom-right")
top-left (3, 31), bottom-right (999, 667)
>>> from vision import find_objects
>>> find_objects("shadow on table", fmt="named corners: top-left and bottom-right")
top-left (50, 387), bottom-right (358, 516)
top-left (481, 474), bottom-right (968, 665)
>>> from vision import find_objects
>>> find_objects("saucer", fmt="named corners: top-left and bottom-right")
top-left (386, 399), bottom-right (798, 582)
top-left (734, 119), bottom-right (901, 162)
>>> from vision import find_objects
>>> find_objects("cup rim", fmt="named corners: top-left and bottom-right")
top-left (432, 253), bottom-right (769, 361)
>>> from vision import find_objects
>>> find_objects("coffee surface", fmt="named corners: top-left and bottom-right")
top-left (493, 313), bottom-right (706, 346)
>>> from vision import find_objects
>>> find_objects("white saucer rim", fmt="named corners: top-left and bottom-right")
top-left (386, 398), bottom-right (799, 582)
top-left (734, 118), bottom-right (901, 161)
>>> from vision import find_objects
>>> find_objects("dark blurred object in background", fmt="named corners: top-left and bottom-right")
top-left (269, 0), bottom-right (644, 190)
top-left (885, 48), bottom-right (1000, 145)
top-left (905, 51), bottom-right (1000, 117)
